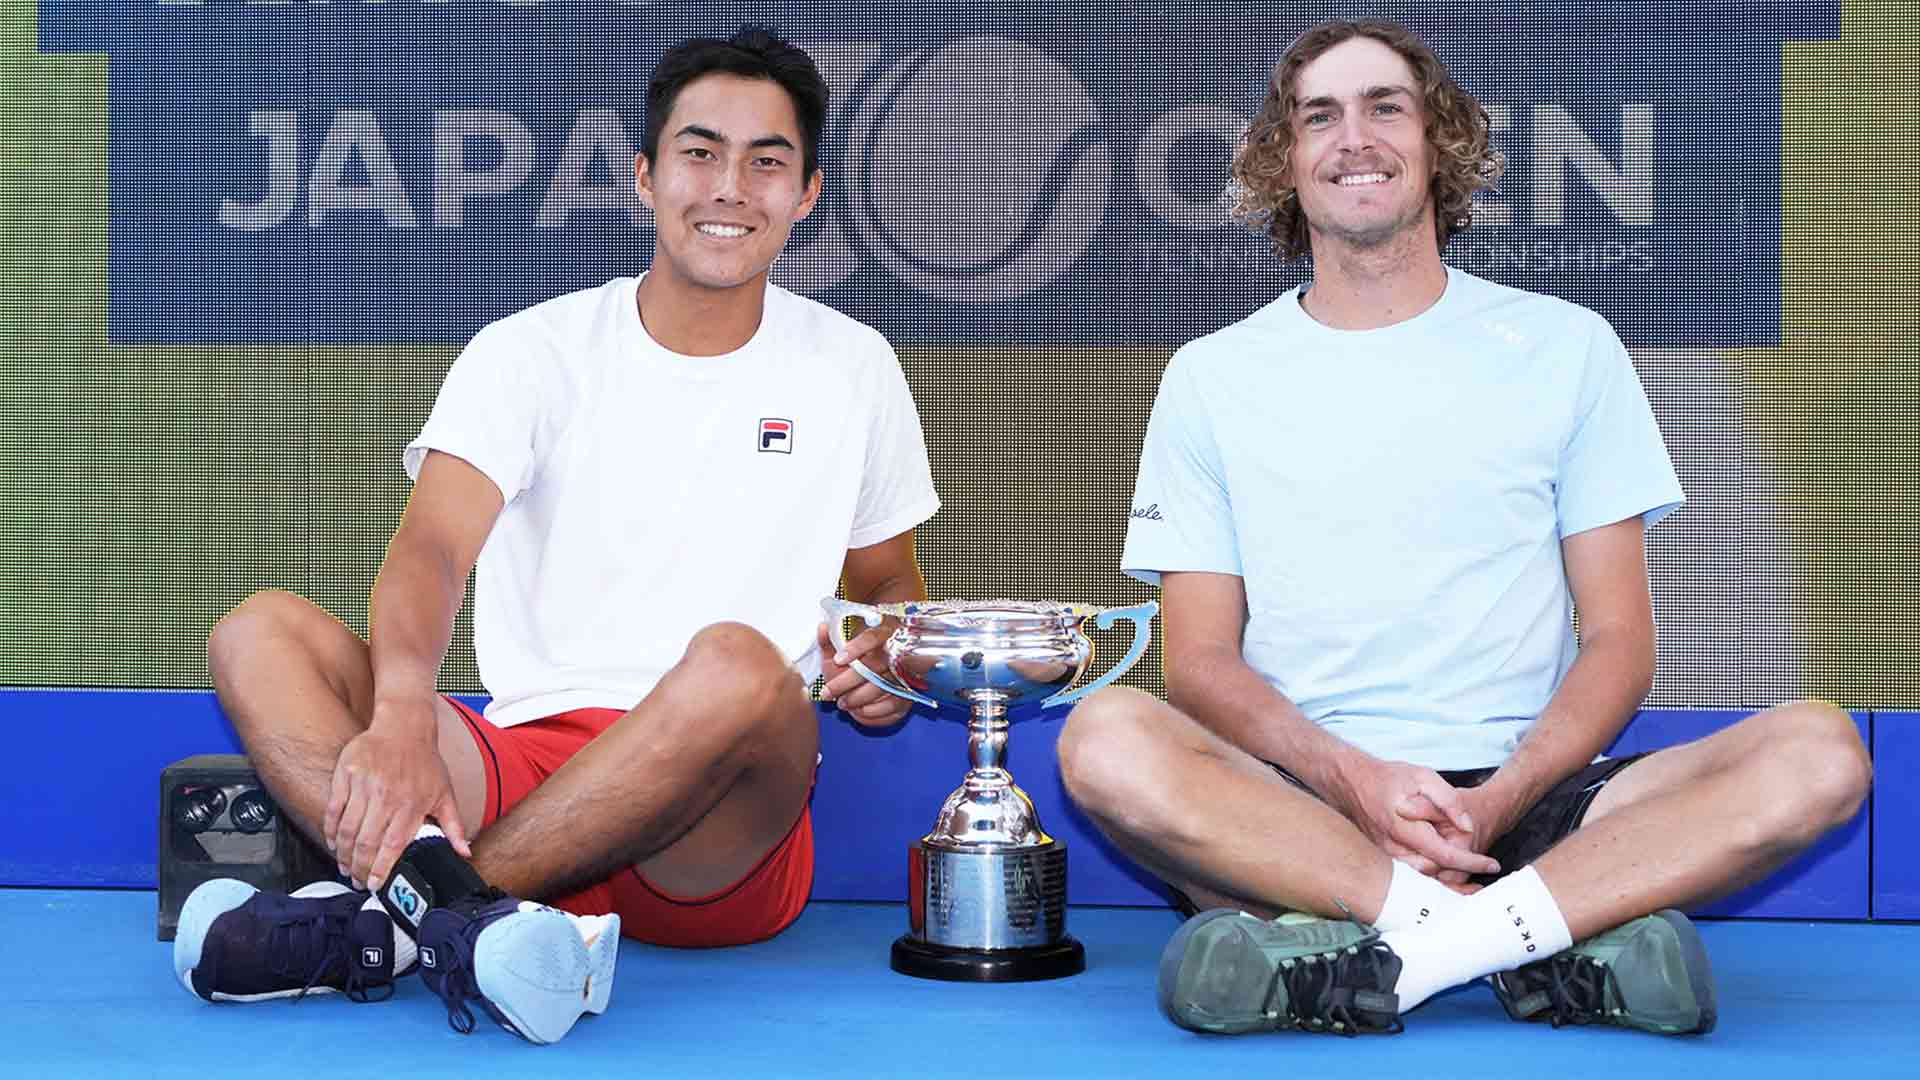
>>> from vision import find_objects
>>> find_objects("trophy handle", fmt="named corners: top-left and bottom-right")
top-left (819, 598), bottom-right (939, 710)
top-left (1043, 600), bottom-right (1160, 709)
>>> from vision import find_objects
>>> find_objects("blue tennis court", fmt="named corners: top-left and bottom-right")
top-left (4, 891), bottom-right (1914, 1077)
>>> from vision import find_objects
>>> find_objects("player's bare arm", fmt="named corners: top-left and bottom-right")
top-left (1431, 516), bottom-right (1655, 868)
top-left (819, 528), bottom-right (929, 726)
top-left (329, 449), bottom-right (502, 890)
top-left (1163, 570), bottom-right (1495, 878)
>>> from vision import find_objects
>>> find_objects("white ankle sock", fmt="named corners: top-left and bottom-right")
top-left (566, 912), bottom-right (615, 948)
top-left (1372, 859), bottom-right (1465, 932)
top-left (1379, 866), bottom-right (1574, 1012)
top-left (363, 894), bottom-right (421, 967)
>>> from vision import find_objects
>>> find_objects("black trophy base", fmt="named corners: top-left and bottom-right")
top-left (891, 933), bottom-right (1086, 982)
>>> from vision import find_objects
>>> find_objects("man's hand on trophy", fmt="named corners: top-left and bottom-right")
top-left (817, 621), bottom-right (914, 727)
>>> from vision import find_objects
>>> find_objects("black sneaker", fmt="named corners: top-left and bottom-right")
top-left (173, 879), bottom-right (415, 1003)
top-left (1157, 909), bottom-right (1403, 1035)
top-left (417, 890), bottom-right (619, 1045)
top-left (1491, 909), bottom-right (1717, 1035)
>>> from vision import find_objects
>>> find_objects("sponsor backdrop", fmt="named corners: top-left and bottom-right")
top-left (1, 0), bottom-right (1915, 713)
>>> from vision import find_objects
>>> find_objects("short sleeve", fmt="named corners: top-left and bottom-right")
top-left (847, 334), bottom-right (941, 549)
top-left (404, 320), bottom-right (543, 503)
top-left (1555, 319), bottom-right (1685, 537)
top-left (1121, 351), bottom-right (1241, 585)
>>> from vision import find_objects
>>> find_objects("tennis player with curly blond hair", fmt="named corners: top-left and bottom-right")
top-left (1059, 18), bottom-right (1868, 1039)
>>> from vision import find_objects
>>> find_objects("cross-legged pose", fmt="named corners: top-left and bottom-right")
top-left (176, 27), bottom-right (940, 1043)
top-left (1058, 17), bottom-right (1869, 1039)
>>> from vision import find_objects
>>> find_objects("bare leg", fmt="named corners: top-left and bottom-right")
top-left (1531, 700), bottom-right (1870, 940)
top-left (213, 597), bottom-right (812, 903)
top-left (1369, 701), bottom-right (1872, 1016)
top-left (1058, 687), bottom-right (1394, 922)
top-left (469, 621), bottom-right (819, 902)
top-left (206, 590), bottom-right (487, 861)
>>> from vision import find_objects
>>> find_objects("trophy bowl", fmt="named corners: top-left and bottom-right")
top-left (823, 597), bottom-right (1158, 982)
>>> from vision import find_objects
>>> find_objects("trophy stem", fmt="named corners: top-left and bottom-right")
top-left (964, 692), bottom-right (1011, 778)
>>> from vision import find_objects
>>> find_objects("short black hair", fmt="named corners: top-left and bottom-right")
top-left (642, 26), bottom-right (830, 183)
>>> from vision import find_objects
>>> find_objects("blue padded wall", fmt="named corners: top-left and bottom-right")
top-left (815, 705), bottom-right (1875, 914)
top-left (3, 690), bottom-right (1881, 919)
top-left (7, 689), bottom-right (240, 887)
top-left (811, 701), bottom-right (1168, 907)
top-left (1873, 713), bottom-right (1917, 919)
top-left (4, 689), bottom-right (466, 887)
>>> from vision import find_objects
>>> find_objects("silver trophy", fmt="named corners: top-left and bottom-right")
top-left (822, 597), bottom-right (1158, 981)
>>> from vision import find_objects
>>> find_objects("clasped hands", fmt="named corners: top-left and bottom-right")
top-left (1332, 757), bottom-right (1521, 893)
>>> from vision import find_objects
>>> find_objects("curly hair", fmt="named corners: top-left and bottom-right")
top-left (1228, 20), bottom-right (1504, 261)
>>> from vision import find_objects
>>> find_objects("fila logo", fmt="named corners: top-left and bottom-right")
top-left (758, 417), bottom-right (793, 454)
top-left (386, 877), bottom-right (425, 927)
top-left (420, 946), bottom-right (438, 968)
top-left (360, 946), bottom-right (384, 968)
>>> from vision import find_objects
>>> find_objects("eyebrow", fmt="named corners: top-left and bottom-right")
top-left (1294, 84), bottom-right (1416, 113)
top-left (673, 124), bottom-right (797, 152)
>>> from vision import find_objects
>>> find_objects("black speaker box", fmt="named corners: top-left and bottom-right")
top-left (158, 754), bottom-right (335, 941)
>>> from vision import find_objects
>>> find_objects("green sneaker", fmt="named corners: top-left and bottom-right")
top-left (1491, 909), bottom-right (1716, 1035)
top-left (1156, 909), bottom-right (1403, 1036)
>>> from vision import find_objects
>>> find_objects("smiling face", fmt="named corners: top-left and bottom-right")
top-left (1286, 36), bottom-right (1437, 257)
top-left (635, 72), bottom-right (822, 296)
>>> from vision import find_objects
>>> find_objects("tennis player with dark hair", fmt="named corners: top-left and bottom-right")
top-left (177, 26), bottom-right (939, 1043)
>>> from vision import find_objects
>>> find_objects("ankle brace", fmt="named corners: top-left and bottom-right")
top-left (377, 837), bottom-right (493, 935)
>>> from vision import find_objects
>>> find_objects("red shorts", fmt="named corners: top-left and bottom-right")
top-left (447, 697), bottom-right (813, 948)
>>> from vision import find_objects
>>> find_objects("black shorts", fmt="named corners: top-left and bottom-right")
top-left (1168, 753), bottom-right (1648, 916)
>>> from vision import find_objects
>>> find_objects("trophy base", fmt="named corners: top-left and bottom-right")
top-left (890, 933), bottom-right (1085, 982)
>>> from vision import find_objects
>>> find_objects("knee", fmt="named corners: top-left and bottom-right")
top-left (1754, 699), bottom-right (1872, 838)
top-left (683, 620), bottom-right (787, 676)
top-left (1058, 687), bottom-right (1171, 815)
top-left (680, 621), bottom-right (801, 716)
top-left (207, 590), bottom-right (318, 682)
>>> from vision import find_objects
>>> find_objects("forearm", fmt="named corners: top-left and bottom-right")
top-left (366, 534), bottom-right (466, 733)
top-left (841, 529), bottom-right (928, 607)
top-left (1485, 628), bottom-right (1654, 814)
top-left (1168, 644), bottom-right (1371, 795)
top-left (849, 566), bottom-right (926, 605)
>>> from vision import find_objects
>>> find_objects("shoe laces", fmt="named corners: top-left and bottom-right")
top-left (427, 889), bottom-right (511, 1036)
top-left (1537, 952), bottom-right (1615, 1028)
top-left (430, 924), bottom-right (482, 1034)
top-left (1263, 941), bottom-right (1405, 1035)
top-left (1277, 901), bottom-right (1405, 1036)
top-left (267, 905), bottom-right (393, 1004)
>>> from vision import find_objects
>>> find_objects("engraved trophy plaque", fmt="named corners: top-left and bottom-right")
top-left (822, 597), bottom-right (1158, 981)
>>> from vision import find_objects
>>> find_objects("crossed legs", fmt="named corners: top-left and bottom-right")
top-left (1059, 686), bottom-right (1869, 946)
top-left (206, 589), bottom-right (818, 910)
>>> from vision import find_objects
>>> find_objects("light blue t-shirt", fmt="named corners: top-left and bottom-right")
top-left (1122, 267), bottom-right (1684, 770)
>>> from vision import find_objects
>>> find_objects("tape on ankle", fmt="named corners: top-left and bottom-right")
top-left (399, 836), bottom-right (492, 906)
top-left (378, 861), bottom-right (436, 934)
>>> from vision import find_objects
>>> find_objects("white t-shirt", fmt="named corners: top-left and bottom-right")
top-left (1122, 267), bottom-right (1683, 770)
top-left (406, 277), bottom-right (940, 727)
